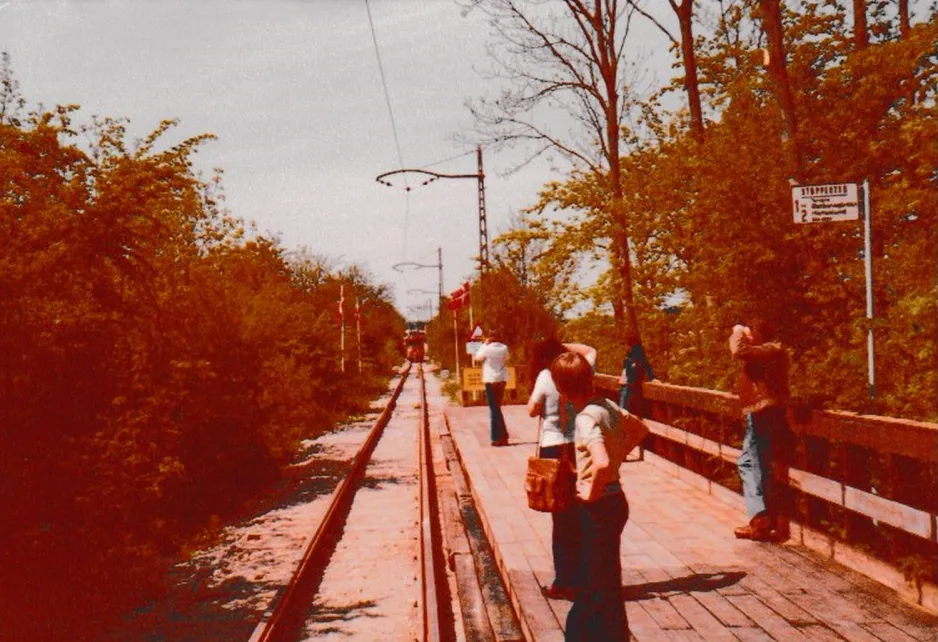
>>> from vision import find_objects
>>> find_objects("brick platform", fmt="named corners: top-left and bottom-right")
top-left (444, 405), bottom-right (938, 642)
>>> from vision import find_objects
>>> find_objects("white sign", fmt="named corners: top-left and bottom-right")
top-left (466, 341), bottom-right (483, 356)
top-left (467, 324), bottom-right (484, 341)
top-left (792, 183), bottom-right (860, 223)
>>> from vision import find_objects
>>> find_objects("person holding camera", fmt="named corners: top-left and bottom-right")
top-left (729, 320), bottom-right (791, 541)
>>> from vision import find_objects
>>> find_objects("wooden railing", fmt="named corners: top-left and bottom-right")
top-left (593, 374), bottom-right (938, 611)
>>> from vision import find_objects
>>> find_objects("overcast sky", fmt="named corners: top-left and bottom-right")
top-left (1, 0), bottom-right (674, 319)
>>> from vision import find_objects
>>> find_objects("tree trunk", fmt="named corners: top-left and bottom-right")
top-left (595, 2), bottom-right (641, 343)
top-left (675, 0), bottom-right (704, 141)
top-left (853, 0), bottom-right (869, 50)
top-left (898, 0), bottom-right (910, 38)
top-left (758, 0), bottom-right (804, 181)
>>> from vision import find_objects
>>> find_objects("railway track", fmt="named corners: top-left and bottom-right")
top-left (245, 362), bottom-right (521, 642)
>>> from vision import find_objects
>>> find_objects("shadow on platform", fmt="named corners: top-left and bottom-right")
top-left (623, 571), bottom-right (746, 601)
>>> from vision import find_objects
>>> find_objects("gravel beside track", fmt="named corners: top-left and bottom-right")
top-left (297, 373), bottom-right (424, 640)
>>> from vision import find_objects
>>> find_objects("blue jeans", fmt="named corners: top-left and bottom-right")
top-left (618, 386), bottom-right (630, 411)
top-left (619, 385), bottom-right (646, 416)
top-left (484, 382), bottom-right (508, 443)
top-left (541, 444), bottom-right (580, 589)
top-left (738, 406), bottom-right (787, 519)
top-left (565, 491), bottom-right (629, 642)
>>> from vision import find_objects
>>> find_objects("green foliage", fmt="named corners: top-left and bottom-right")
top-left (0, 59), bottom-right (404, 638)
top-left (495, 6), bottom-right (937, 422)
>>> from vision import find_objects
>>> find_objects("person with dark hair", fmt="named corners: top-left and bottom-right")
top-left (618, 335), bottom-right (656, 416)
top-left (473, 329), bottom-right (510, 446)
top-left (550, 352), bottom-right (631, 642)
top-left (729, 319), bottom-right (791, 541)
top-left (526, 337), bottom-right (597, 601)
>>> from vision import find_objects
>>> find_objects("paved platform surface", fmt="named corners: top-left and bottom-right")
top-left (444, 404), bottom-right (938, 642)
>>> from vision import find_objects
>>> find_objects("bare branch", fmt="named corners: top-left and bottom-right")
top-left (624, 0), bottom-right (679, 46)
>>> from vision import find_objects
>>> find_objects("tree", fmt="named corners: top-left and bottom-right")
top-left (627, 0), bottom-right (704, 140)
top-left (899, 0), bottom-right (910, 37)
top-left (0, 55), bottom-right (410, 637)
top-left (757, 0), bottom-right (804, 179)
top-left (464, 0), bottom-right (645, 341)
top-left (854, 0), bottom-right (870, 49)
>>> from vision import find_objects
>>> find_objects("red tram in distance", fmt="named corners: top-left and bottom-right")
top-left (404, 327), bottom-right (426, 362)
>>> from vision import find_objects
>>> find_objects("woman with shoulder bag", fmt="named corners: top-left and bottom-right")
top-left (526, 337), bottom-right (597, 602)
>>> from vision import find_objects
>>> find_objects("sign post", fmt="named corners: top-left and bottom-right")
top-left (793, 181), bottom-right (874, 399)
top-left (862, 179), bottom-right (875, 400)
top-left (453, 309), bottom-right (461, 385)
top-left (791, 183), bottom-right (860, 223)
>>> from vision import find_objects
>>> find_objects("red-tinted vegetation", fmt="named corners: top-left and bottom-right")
top-left (0, 54), bottom-right (405, 639)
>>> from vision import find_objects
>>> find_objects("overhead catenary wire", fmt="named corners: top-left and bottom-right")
top-left (364, 0), bottom-right (411, 260)
top-left (419, 149), bottom-right (477, 170)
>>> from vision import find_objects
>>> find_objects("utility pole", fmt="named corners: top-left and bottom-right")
top-left (476, 146), bottom-right (489, 317)
top-left (438, 247), bottom-right (444, 315)
top-left (377, 147), bottom-right (490, 314)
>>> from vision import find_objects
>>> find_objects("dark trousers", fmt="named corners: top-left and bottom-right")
top-left (565, 491), bottom-right (629, 642)
top-left (484, 381), bottom-right (508, 442)
top-left (541, 444), bottom-right (580, 589)
top-left (619, 385), bottom-right (645, 417)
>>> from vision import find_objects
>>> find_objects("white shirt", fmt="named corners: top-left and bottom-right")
top-left (530, 369), bottom-right (569, 448)
top-left (530, 350), bottom-right (597, 448)
top-left (474, 342), bottom-right (509, 383)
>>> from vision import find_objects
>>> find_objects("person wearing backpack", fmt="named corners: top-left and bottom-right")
top-left (550, 352), bottom-right (644, 642)
top-left (618, 337), bottom-right (656, 416)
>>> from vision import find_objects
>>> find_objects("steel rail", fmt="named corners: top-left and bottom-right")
top-left (417, 363), bottom-right (445, 642)
top-left (248, 362), bottom-right (412, 642)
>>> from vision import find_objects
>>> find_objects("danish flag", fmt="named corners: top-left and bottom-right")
top-left (447, 282), bottom-right (471, 311)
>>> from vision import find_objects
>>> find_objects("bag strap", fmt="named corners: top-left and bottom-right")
top-left (534, 416), bottom-right (543, 458)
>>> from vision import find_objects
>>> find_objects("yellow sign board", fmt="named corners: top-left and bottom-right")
top-left (462, 367), bottom-right (517, 392)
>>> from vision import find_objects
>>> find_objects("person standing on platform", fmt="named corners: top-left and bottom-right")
top-left (526, 337), bottom-right (597, 601)
top-left (473, 329), bottom-right (510, 446)
top-left (550, 352), bottom-right (631, 642)
top-left (617, 336), bottom-right (656, 416)
top-left (729, 320), bottom-right (791, 541)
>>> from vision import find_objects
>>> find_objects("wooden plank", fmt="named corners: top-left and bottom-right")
top-left (739, 574), bottom-right (817, 625)
top-left (664, 630), bottom-right (707, 641)
top-left (844, 486), bottom-right (934, 541)
top-left (668, 593), bottom-right (740, 641)
top-left (862, 621), bottom-right (919, 642)
top-left (693, 591), bottom-right (754, 627)
top-left (785, 587), bottom-right (877, 626)
top-left (628, 602), bottom-right (668, 641)
top-left (726, 594), bottom-right (812, 642)
top-left (797, 624), bottom-right (846, 642)
top-left (807, 411), bottom-right (938, 463)
top-left (825, 622), bottom-right (887, 642)
top-left (730, 627), bottom-right (777, 641)
top-left (642, 596), bottom-right (691, 630)
top-left (505, 564), bottom-right (564, 642)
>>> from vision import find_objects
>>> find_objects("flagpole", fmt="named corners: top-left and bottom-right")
top-left (339, 284), bottom-right (345, 374)
top-left (453, 306), bottom-right (461, 385)
top-left (356, 296), bottom-right (362, 373)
